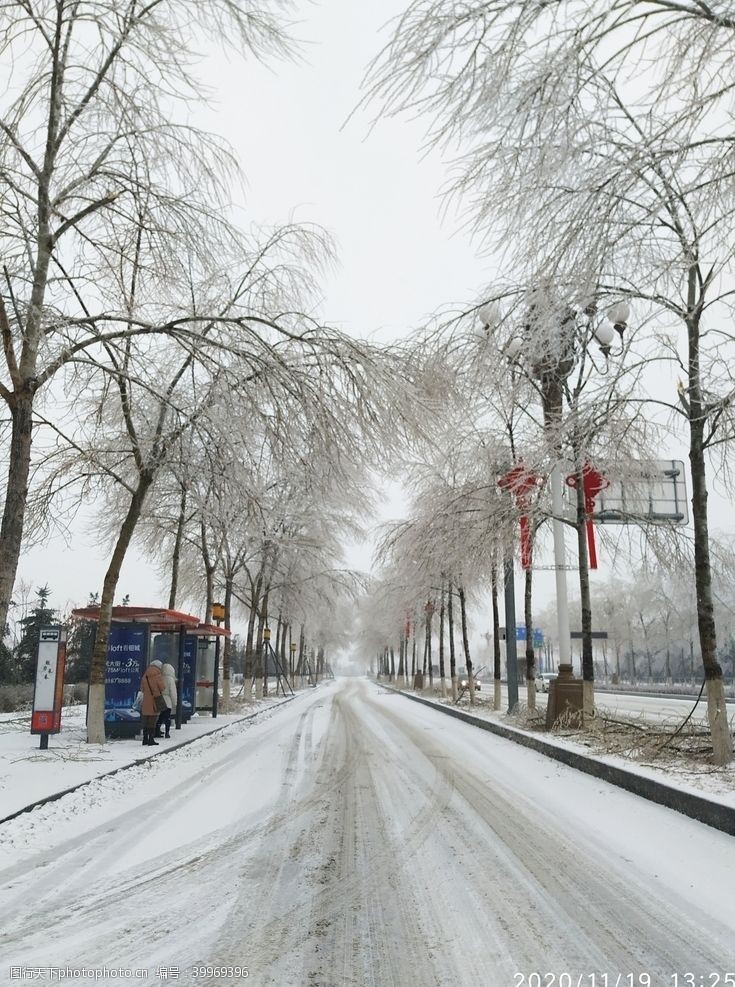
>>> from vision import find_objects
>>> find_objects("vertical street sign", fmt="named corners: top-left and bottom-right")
top-left (31, 626), bottom-right (67, 749)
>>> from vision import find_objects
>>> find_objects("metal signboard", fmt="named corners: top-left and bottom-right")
top-left (594, 460), bottom-right (688, 525)
top-left (31, 626), bottom-right (67, 745)
top-left (499, 627), bottom-right (544, 646)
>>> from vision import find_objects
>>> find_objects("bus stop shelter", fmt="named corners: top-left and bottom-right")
top-left (71, 606), bottom-right (200, 737)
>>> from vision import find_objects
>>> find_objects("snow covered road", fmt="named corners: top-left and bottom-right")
top-left (0, 677), bottom-right (733, 987)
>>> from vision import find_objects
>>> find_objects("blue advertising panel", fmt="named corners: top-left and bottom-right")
top-left (105, 624), bottom-right (147, 727)
top-left (182, 635), bottom-right (196, 716)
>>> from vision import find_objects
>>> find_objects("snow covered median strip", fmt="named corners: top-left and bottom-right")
top-left (383, 685), bottom-right (735, 836)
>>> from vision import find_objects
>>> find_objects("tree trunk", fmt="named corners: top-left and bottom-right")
top-left (274, 616), bottom-right (282, 673)
top-left (427, 607), bottom-right (434, 690)
top-left (688, 297), bottom-right (732, 764)
top-left (258, 586), bottom-right (269, 697)
top-left (87, 472), bottom-right (154, 743)
top-left (458, 584), bottom-right (474, 704)
top-left (200, 520), bottom-right (215, 625)
top-left (524, 566), bottom-right (536, 710)
top-left (298, 623), bottom-right (305, 687)
top-left (575, 469), bottom-right (595, 718)
top-left (281, 620), bottom-right (288, 685)
top-left (389, 645), bottom-right (395, 681)
top-left (221, 576), bottom-right (233, 712)
top-left (254, 603), bottom-right (265, 699)
top-left (168, 484), bottom-right (187, 610)
top-left (244, 576), bottom-right (262, 701)
top-left (448, 581), bottom-right (457, 700)
top-left (491, 562), bottom-right (501, 710)
top-left (0, 392), bottom-right (35, 636)
top-left (439, 583), bottom-right (447, 698)
top-left (691, 418), bottom-right (731, 762)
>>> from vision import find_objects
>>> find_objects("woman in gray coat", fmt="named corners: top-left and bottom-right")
top-left (156, 661), bottom-right (178, 738)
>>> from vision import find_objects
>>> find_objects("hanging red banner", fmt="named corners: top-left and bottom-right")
top-left (497, 463), bottom-right (543, 569)
top-left (565, 463), bottom-right (610, 569)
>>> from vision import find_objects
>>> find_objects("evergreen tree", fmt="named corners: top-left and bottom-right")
top-left (65, 593), bottom-right (99, 684)
top-left (0, 638), bottom-right (15, 685)
top-left (15, 586), bottom-right (57, 683)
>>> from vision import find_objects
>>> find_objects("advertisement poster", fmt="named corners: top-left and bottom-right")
top-left (182, 636), bottom-right (196, 717)
top-left (105, 624), bottom-right (147, 726)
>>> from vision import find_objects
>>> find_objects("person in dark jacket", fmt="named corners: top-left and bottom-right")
top-left (140, 659), bottom-right (166, 746)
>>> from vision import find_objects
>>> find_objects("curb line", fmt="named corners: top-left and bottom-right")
top-left (382, 685), bottom-right (735, 837)
top-left (0, 697), bottom-right (295, 827)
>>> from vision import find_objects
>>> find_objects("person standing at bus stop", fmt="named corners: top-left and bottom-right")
top-left (140, 659), bottom-right (166, 747)
top-left (156, 660), bottom-right (177, 739)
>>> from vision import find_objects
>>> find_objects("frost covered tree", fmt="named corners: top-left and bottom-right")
top-left (364, 0), bottom-right (735, 762)
top-left (0, 0), bottom-right (297, 638)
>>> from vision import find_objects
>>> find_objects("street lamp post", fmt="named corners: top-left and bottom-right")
top-left (480, 293), bottom-right (630, 719)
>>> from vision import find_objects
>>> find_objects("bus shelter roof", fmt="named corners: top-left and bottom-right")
top-left (189, 623), bottom-right (232, 638)
top-left (70, 606), bottom-right (200, 627)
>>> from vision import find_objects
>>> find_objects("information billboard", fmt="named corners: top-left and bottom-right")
top-left (104, 624), bottom-right (148, 728)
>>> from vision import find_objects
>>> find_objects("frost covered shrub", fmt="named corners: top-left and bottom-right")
top-left (0, 684), bottom-right (33, 712)
top-left (63, 683), bottom-right (88, 705)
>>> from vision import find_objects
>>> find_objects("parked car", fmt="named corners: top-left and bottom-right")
top-left (535, 672), bottom-right (557, 693)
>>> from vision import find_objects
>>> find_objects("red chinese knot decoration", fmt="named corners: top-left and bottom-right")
top-left (565, 462), bottom-right (610, 570)
top-left (497, 462), bottom-right (543, 569)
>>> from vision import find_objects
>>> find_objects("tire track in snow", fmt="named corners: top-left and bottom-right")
top-left (365, 684), bottom-right (734, 978)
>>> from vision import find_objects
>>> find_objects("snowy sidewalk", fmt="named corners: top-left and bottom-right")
top-left (0, 697), bottom-right (293, 821)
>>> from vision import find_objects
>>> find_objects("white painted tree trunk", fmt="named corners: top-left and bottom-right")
top-left (87, 682), bottom-right (107, 745)
top-left (583, 680), bottom-right (595, 721)
top-left (494, 680), bottom-right (501, 710)
top-left (707, 678), bottom-right (733, 765)
top-left (440, 676), bottom-right (447, 699)
top-left (526, 679), bottom-right (536, 710)
top-left (468, 677), bottom-right (475, 705)
top-left (254, 678), bottom-right (263, 700)
top-left (451, 675), bottom-right (458, 701)
top-left (222, 678), bottom-right (230, 713)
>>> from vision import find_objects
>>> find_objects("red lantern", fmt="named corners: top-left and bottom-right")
top-left (565, 462), bottom-right (610, 569)
top-left (497, 462), bottom-right (543, 569)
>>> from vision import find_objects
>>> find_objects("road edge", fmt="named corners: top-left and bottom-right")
top-left (0, 697), bottom-right (295, 827)
top-left (383, 685), bottom-right (735, 836)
